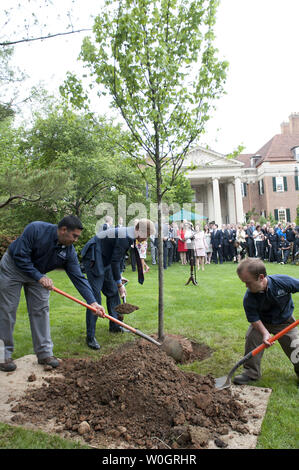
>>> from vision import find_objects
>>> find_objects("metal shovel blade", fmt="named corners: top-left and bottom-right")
top-left (215, 375), bottom-right (232, 391)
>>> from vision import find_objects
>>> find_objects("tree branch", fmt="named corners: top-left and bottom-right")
top-left (0, 194), bottom-right (41, 209)
top-left (0, 29), bottom-right (92, 47)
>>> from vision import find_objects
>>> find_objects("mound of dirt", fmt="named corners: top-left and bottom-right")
top-left (12, 339), bottom-right (250, 449)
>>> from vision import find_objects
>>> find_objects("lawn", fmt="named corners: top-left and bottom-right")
top-left (1, 260), bottom-right (299, 449)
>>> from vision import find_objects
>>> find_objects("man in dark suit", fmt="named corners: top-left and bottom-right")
top-left (81, 219), bottom-right (155, 350)
top-left (246, 220), bottom-right (256, 257)
top-left (222, 224), bottom-right (230, 262)
top-left (211, 224), bottom-right (223, 264)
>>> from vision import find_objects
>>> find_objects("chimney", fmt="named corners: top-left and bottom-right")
top-left (289, 113), bottom-right (299, 135)
top-left (250, 155), bottom-right (261, 167)
top-left (280, 121), bottom-right (289, 135)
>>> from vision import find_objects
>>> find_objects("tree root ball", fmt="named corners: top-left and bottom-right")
top-left (160, 334), bottom-right (212, 363)
top-left (78, 421), bottom-right (90, 435)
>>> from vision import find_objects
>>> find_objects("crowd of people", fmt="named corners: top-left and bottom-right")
top-left (137, 219), bottom-right (299, 272)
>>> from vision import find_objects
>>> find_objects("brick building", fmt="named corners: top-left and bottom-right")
top-left (184, 114), bottom-right (299, 225)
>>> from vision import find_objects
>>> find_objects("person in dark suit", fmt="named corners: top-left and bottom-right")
top-left (246, 220), bottom-right (256, 257)
top-left (211, 224), bottom-right (223, 264)
top-left (266, 227), bottom-right (280, 262)
top-left (81, 219), bottom-right (155, 350)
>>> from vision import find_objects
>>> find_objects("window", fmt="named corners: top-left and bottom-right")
top-left (241, 182), bottom-right (247, 197)
top-left (272, 176), bottom-right (288, 192)
top-left (292, 146), bottom-right (299, 162)
top-left (278, 209), bottom-right (286, 223)
top-left (258, 179), bottom-right (264, 195)
top-left (274, 208), bottom-right (291, 223)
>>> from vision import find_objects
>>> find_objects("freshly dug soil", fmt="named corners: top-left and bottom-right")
top-left (114, 303), bottom-right (139, 314)
top-left (13, 340), bottom-right (249, 449)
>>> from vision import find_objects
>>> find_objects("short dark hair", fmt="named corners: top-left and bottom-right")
top-left (58, 215), bottom-right (83, 231)
top-left (236, 257), bottom-right (267, 279)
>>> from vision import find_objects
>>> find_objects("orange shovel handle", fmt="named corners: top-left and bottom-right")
top-left (252, 319), bottom-right (299, 356)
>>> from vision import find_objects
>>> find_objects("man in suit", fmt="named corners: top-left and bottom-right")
top-left (246, 220), bottom-right (256, 257)
top-left (81, 219), bottom-right (156, 350)
top-left (211, 224), bottom-right (223, 264)
top-left (222, 224), bottom-right (230, 262)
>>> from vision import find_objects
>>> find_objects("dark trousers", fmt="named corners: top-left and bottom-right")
top-left (167, 244), bottom-right (174, 266)
top-left (130, 247), bottom-right (136, 271)
top-left (212, 246), bottom-right (223, 264)
top-left (282, 249), bottom-right (290, 264)
top-left (268, 243), bottom-right (279, 262)
top-left (256, 241), bottom-right (264, 259)
top-left (83, 264), bottom-right (121, 338)
top-left (247, 238), bottom-right (255, 257)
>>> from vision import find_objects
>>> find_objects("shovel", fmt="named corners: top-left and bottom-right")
top-left (52, 287), bottom-right (161, 347)
top-left (215, 318), bottom-right (299, 390)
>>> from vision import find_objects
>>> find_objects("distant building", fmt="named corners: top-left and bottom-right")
top-left (184, 113), bottom-right (299, 225)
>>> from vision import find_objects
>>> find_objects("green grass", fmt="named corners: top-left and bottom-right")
top-left (1, 260), bottom-right (299, 449)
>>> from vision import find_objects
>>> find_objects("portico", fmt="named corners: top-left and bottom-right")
top-left (183, 146), bottom-right (245, 225)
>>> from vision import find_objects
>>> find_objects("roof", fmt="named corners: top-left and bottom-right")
top-left (235, 154), bottom-right (254, 168)
top-left (254, 133), bottom-right (299, 166)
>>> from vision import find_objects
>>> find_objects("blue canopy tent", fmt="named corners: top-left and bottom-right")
top-left (169, 209), bottom-right (207, 222)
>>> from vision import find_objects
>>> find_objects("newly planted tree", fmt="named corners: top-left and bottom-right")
top-left (81, 0), bottom-right (228, 339)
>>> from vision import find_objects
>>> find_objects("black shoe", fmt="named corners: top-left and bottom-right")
top-left (0, 358), bottom-right (17, 372)
top-left (109, 326), bottom-right (129, 333)
top-left (233, 373), bottom-right (258, 385)
top-left (86, 337), bottom-right (101, 350)
top-left (38, 356), bottom-right (60, 368)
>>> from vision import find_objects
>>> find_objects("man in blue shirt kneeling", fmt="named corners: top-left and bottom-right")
top-left (234, 258), bottom-right (299, 387)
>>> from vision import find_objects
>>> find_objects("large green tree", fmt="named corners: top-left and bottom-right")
top-left (80, 0), bottom-right (228, 340)
top-left (23, 105), bottom-right (145, 219)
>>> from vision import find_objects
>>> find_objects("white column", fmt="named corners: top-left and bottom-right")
top-left (227, 182), bottom-right (236, 224)
top-left (212, 177), bottom-right (222, 225)
top-left (207, 183), bottom-right (214, 222)
top-left (234, 177), bottom-right (244, 224)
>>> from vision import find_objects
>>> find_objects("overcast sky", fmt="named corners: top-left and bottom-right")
top-left (5, 0), bottom-right (299, 155)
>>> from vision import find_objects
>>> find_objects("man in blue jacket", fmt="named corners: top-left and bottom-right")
top-left (233, 258), bottom-right (299, 386)
top-left (0, 216), bottom-right (104, 372)
top-left (81, 219), bottom-right (156, 350)
top-left (211, 224), bottom-right (223, 264)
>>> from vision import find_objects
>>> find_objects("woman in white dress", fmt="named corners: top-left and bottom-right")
top-left (203, 225), bottom-right (212, 264)
top-left (194, 224), bottom-right (208, 270)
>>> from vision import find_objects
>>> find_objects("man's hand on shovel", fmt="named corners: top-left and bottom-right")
top-left (90, 302), bottom-right (106, 318)
top-left (39, 276), bottom-right (55, 290)
top-left (118, 284), bottom-right (127, 299)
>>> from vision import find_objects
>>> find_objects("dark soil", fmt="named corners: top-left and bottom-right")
top-left (114, 303), bottom-right (139, 314)
top-left (13, 339), bottom-right (248, 449)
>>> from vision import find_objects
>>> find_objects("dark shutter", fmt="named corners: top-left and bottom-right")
top-left (274, 209), bottom-right (278, 221)
top-left (283, 176), bottom-right (288, 191)
top-left (286, 208), bottom-right (291, 222)
top-left (295, 175), bottom-right (299, 191)
top-left (272, 177), bottom-right (276, 192)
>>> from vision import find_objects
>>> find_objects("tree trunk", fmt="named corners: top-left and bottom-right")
top-left (156, 166), bottom-right (164, 342)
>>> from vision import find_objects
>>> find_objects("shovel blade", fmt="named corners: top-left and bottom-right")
top-left (214, 375), bottom-right (231, 390)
